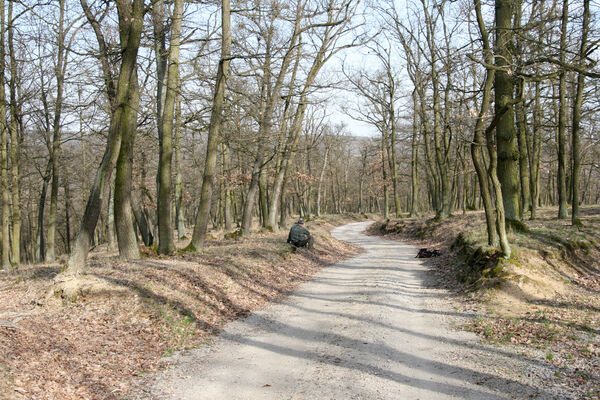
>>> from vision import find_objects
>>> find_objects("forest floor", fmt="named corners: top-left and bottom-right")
top-left (0, 215), bottom-right (365, 400)
top-left (369, 206), bottom-right (600, 399)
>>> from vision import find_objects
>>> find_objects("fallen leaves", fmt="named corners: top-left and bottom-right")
top-left (0, 221), bottom-right (360, 399)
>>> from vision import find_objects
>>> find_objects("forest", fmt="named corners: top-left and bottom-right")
top-left (0, 0), bottom-right (599, 398)
top-left (0, 0), bottom-right (597, 271)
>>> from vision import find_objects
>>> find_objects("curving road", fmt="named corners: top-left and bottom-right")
top-left (149, 222), bottom-right (548, 400)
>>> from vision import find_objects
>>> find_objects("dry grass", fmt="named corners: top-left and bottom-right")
top-left (370, 207), bottom-right (600, 399)
top-left (0, 217), bottom-right (361, 400)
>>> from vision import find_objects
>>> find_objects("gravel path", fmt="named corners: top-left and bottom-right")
top-left (147, 222), bottom-right (558, 399)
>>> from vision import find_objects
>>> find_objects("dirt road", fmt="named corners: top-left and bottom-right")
top-left (148, 222), bottom-right (554, 399)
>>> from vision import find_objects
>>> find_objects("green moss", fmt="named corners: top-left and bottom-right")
top-left (181, 243), bottom-right (197, 253)
top-left (506, 219), bottom-right (530, 233)
top-left (491, 264), bottom-right (504, 276)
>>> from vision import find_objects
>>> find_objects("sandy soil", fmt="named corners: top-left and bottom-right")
top-left (144, 222), bottom-right (559, 400)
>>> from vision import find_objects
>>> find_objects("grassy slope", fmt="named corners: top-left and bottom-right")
top-left (370, 207), bottom-right (599, 399)
top-left (0, 215), bottom-right (366, 400)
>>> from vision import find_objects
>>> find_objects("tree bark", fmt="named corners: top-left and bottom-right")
top-left (37, 160), bottom-right (52, 261)
top-left (222, 143), bottom-right (233, 231)
top-left (410, 90), bottom-right (419, 217)
top-left (174, 89), bottom-right (186, 239)
top-left (8, 0), bottom-right (20, 265)
top-left (63, 164), bottom-right (71, 254)
top-left (474, 0), bottom-right (509, 254)
top-left (46, 0), bottom-right (68, 262)
top-left (388, 70), bottom-right (401, 218)
top-left (571, 0), bottom-right (589, 225)
top-left (494, 0), bottom-right (521, 224)
top-left (107, 182), bottom-right (117, 252)
top-left (421, 1), bottom-right (450, 218)
top-left (189, 0), bottom-right (231, 251)
top-left (528, 80), bottom-right (542, 219)
top-left (557, 0), bottom-right (569, 219)
top-left (131, 189), bottom-right (152, 246)
top-left (515, 80), bottom-right (531, 217)
top-left (114, 67), bottom-right (141, 260)
top-left (0, 0), bottom-right (11, 269)
top-left (157, 0), bottom-right (184, 255)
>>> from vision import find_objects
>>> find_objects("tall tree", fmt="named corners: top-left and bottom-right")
top-left (474, 0), bottom-right (510, 257)
top-left (64, 0), bottom-right (145, 275)
top-left (0, 0), bottom-right (9, 269)
top-left (157, 0), bottom-right (183, 255)
top-left (571, 0), bottom-right (590, 225)
top-left (556, 0), bottom-right (569, 219)
top-left (189, 0), bottom-right (231, 252)
top-left (46, 0), bottom-right (76, 262)
top-left (494, 0), bottom-right (521, 224)
top-left (114, 65), bottom-right (141, 259)
top-left (8, 0), bottom-right (21, 264)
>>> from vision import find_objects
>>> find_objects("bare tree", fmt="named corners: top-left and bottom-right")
top-left (189, 0), bottom-right (231, 252)
top-left (64, 0), bottom-right (145, 275)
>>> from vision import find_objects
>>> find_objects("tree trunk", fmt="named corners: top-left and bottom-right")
top-left (189, 0), bottom-right (231, 251)
top-left (222, 143), bottom-right (233, 231)
top-left (515, 81), bottom-right (531, 217)
top-left (557, 0), bottom-right (569, 219)
top-left (65, 0), bottom-right (144, 275)
top-left (8, 0), bottom-right (20, 265)
top-left (474, 0), bottom-right (508, 254)
top-left (528, 80), bottom-right (542, 219)
top-left (37, 159), bottom-right (52, 261)
top-left (410, 90), bottom-right (419, 217)
top-left (107, 182), bottom-right (117, 252)
top-left (174, 89), bottom-right (186, 239)
top-left (381, 130), bottom-right (389, 219)
top-left (131, 189), bottom-right (153, 246)
top-left (471, 79), bottom-right (498, 246)
top-left (571, 0), bottom-right (589, 225)
top-left (46, 0), bottom-right (68, 262)
top-left (494, 0), bottom-right (520, 224)
top-left (0, 0), bottom-right (11, 269)
top-left (259, 167), bottom-right (269, 227)
top-left (158, 0), bottom-right (184, 255)
top-left (63, 164), bottom-right (72, 254)
top-left (114, 67), bottom-right (141, 260)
